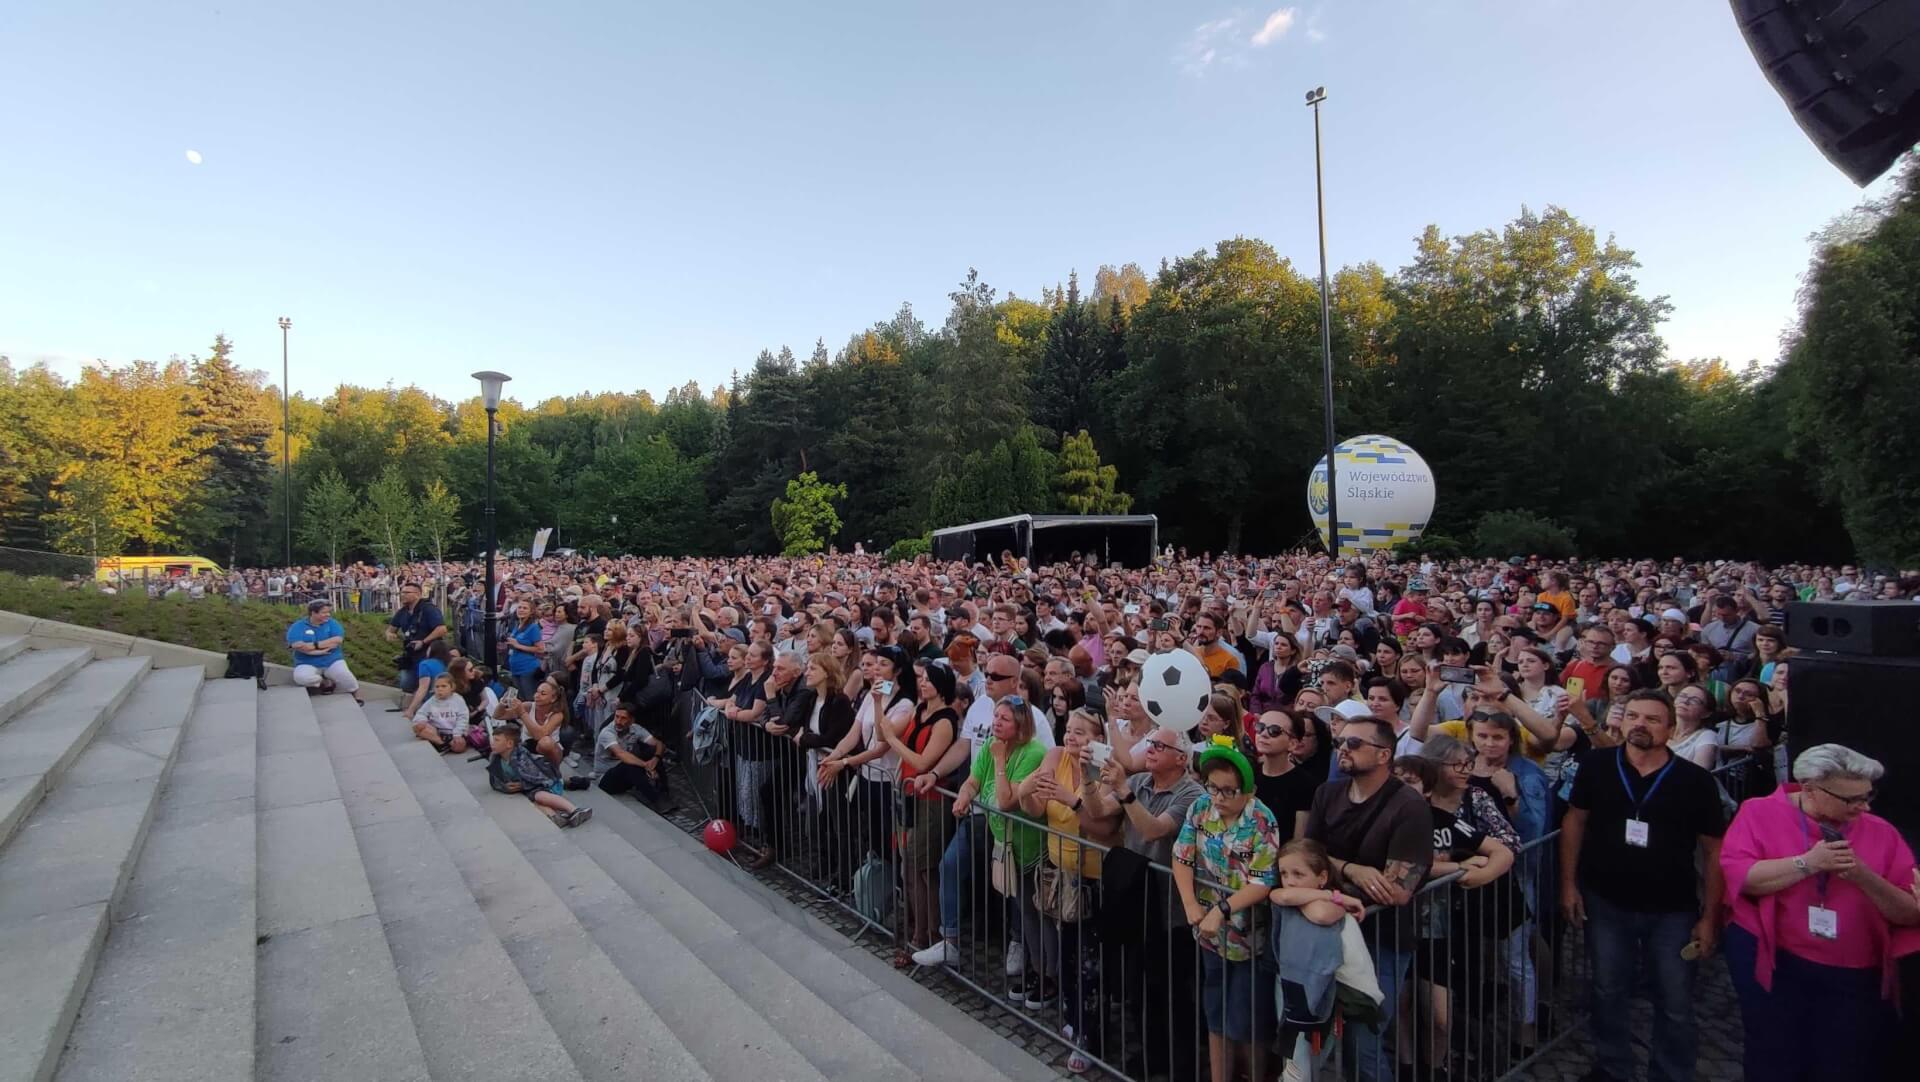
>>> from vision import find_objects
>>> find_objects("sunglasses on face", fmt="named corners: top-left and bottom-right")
top-left (1255, 724), bottom-right (1293, 739)
top-left (987, 671), bottom-right (1017, 682)
top-left (1337, 735), bottom-right (1391, 752)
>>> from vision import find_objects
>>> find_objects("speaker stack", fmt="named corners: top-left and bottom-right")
top-left (1783, 600), bottom-right (1920, 841)
top-left (1730, 0), bottom-right (1920, 186)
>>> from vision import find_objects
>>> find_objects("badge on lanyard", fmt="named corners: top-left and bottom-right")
top-left (1808, 905), bottom-right (1838, 940)
top-left (1616, 749), bottom-right (1674, 852)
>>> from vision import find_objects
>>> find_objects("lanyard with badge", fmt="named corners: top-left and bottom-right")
top-left (1796, 804), bottom-right (1843, 940)
top-left (1615, 748), bottom-right (1675, 849)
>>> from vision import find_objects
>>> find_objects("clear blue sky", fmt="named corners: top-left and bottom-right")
top-left (0, 1), bottom-right (1894, 404)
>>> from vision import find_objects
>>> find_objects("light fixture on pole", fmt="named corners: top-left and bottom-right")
top-left (278, 316), bottom-right (292, 566)
top-left (473, 370), bottom-right (511, 674)
top-left (1305, 86), bottom-right (1339, 566)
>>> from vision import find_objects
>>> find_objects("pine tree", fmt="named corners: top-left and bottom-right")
top-left (1034, 271), bottom-right (1098, 435)
top-left (184, 335), bottom-right (277, 566)
top-left (1055, 430), bottom-right (1133, 514)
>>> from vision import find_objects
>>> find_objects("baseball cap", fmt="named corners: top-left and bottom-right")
top-left (1330, 644), bottom-right (1362, 664)
top-left (1531, 602), bottom-right (1557, 614)
top-left (1124, 648), bottom-right (1151, 667)
top-left (1313, 700), bottom-right (1374, 724)
top-left (1660, 607), bottom-right (1688, 623)
top-left (1408, 578), bottom-right (1430, 592)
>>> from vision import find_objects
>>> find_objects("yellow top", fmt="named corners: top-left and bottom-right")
top-left (1045, 752), bottom-right (1102, 878)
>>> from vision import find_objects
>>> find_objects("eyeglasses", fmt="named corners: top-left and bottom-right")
top-left (1337, 735), bottom-right (1391, 752)
top-left (1255, 724), bottom-right (1294, 739)
top-left (1444, 755), bottom-right (1475, 771)
top-left (1812, 785), bottom-right (1874, 808)
top-left (1145, 739), bottom-right (1183, 755)
top-left (1203, 783), bottom-right (1244, 798)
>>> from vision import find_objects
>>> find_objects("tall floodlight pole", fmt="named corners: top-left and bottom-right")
top-left (279, 316), bottom-right (292, 565)
top-left (474, 371), bottom-right (511, 673)
top-left (1306, 87), bottom-right (1339, 566)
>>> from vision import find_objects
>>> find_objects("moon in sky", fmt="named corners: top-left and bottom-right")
top-left (184, 150), bottom-right (203, 165)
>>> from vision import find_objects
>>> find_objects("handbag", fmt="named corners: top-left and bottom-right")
top-left (1037, 864), bottom-right (1090, 922)
top-left (989, 841), bottom-right (1019, 898)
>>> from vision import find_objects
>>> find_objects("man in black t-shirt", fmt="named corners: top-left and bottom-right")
top-left (1560, 689), bottom-right (1726, 1082)
top-left (1306, 716), bottom-right (1432, 1082)
top-left (384, 582), bottom-right (446, 694)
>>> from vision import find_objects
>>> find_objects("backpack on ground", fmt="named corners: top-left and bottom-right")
top-left (689, 703), bottom-right (727, 766)
top-left (852, 854), bottom-right (893, 927)
top-left (225, 650), bottom-right (267, 689)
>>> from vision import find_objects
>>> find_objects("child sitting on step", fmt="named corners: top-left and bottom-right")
top-left (411, 673), bottom-right (470, 754)
top-left (487, 722), bottom-right (592, 829)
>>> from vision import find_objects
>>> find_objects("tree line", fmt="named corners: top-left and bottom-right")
top-left (1, 163), bottom-right (1914, 568)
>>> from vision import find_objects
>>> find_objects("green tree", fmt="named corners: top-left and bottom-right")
top-left (1473, 509), bottom-right (1577, 559)
top-left (181, 335), bottom-right (278, 567)
top-left (46, 461), bottom-right (129, 559)
top-left (416, 478), bottom-right (466, 570)
top-left (61, 360), bottom-right (212, 551)
top-left (770, 471), bottom-right (847, 556)
top-left (355, 466), bottom-right (417, 569)
top-left (1055, 430), bottom-right (1133, 514)
top-left (1778, 161), bottom-right (1920, 564)
top-left (1033, 271), bottom-right (1103, 436)
top-left (297, 468), bottom-right (359, 569)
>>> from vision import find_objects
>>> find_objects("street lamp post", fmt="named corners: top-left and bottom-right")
top-left (278, 316), bottom-right (292, 566)
top-left (473, 371), bottom-right (511, 674)
top-left (1306, 87), bottom-right (1339, 566)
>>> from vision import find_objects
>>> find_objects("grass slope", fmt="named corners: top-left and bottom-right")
top-left (0, 573), bottom-right (397, 680)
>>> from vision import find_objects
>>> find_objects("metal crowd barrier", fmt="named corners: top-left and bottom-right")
top-left (661, 707), bottom-right (1587, 1082)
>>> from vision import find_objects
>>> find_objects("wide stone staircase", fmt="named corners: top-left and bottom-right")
top-left (0, 637), bottom-right (1056, 1082)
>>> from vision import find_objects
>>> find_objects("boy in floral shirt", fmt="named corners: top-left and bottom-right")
top-left (1173, 737), bottom-right (1280, 1082)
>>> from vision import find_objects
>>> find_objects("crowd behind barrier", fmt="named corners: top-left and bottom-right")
top-left (142, 549), bottom-right (1920, 1081)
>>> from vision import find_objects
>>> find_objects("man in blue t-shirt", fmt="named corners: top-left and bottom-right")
top-left (289, 600), bottom-right (364, 704)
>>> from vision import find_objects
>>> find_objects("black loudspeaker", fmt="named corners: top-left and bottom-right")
top-left (1730, 0), bottom-right (1920, 185)
top-left (1783, 600), bottom-right (1920, 656)
top-left (1788, 652), bottom-right (1920, 843)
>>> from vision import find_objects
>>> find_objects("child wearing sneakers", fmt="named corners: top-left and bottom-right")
top-left (412, 673), bottom-right (470, 754)
top-left (487, 722), bottom-right (592, 828)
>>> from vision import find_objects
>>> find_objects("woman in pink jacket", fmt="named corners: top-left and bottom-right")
top-left (1719, 743), bottom-right (1920, 1082)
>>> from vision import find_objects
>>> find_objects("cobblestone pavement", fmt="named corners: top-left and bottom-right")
top-left (655, 777), bottom-right (1743, 1082)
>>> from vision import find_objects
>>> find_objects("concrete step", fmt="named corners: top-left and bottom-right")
top-left (343, 700), bottom-right (722, 1082)
top-left (0, 647), bottom-right (91, 727)
top-left (252, 687), bottom-right (430, 1082)
top-left (0, 635), bottom-right (26, 665)
top-left (308, 696), bottom-right (588, 1082)
top-left (578, 786), bottom-right (1058, 1082)
top-left (0, 663), bottom-right (196, 1082)
top-left (0, 657), bottom-right (152, 851)
top-left (54, 678), bottom-right (260, 1082)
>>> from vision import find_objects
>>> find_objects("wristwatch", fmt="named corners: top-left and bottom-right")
top-left (1069, 796), bottom-right (1084, 812)
top-left (1792, 855), bottom-right (1811, 877)
top-left (1215, 899), bottom-right (1233, 918)
top-left (1118, 790), bottom-right (1137, 805)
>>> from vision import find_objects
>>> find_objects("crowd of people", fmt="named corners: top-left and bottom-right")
top-left (270, 549), bottom-right (1920, 1082)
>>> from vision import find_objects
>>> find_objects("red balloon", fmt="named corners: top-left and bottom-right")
top-left (702, 819), bottom-right (737, 854)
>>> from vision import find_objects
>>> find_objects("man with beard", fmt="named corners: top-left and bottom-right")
top-left (1560, 690), bottom-right (1726, 1082)
top-left (1306, 715), bottom-right (1431, 1082)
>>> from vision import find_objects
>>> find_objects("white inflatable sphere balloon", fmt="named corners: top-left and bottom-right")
top-left (1307, 434), bottom-right (1437, 555)
top-left (1138, 648), bottom-right (1212, 730)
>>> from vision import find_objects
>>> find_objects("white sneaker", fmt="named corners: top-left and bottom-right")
top-left (563, 752), bottom-right (583, 770)
top-left (1004, 940), bottom-right (1026, 977)
top-left (912, 939), bottom-right (959, 967)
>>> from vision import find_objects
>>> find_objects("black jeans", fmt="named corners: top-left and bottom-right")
top-left (599, 760), bottom-right (668, 806)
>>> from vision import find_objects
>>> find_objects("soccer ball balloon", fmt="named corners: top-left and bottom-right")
top-left (1138, 649), bottom-right (1211, 730)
